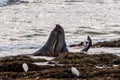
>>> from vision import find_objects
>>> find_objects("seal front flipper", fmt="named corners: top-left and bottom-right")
top-left (81, 36), bottom-right (92, 52)
top-left (61, 42), bottom-right (68, 52)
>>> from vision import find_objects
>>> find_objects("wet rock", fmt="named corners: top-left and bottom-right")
top-left (93, 40), bottom-right (120, 47)
top-left (69, 42), bottom-right (83, 47)
top-left (0, 55), bottom-right (47, 63)
top-left (32, 52), bottom-right (65, 57)
top-left (0, 53), bottom-right (120, 79)
top-left (54, 53), bottom-right (120, 65)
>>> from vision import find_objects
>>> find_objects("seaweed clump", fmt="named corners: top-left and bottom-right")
top-left (0, 53), bottom-right (120, 80)
top-left (93, 40), bottom-right (120, 47)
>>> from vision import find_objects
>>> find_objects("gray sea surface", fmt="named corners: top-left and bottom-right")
top-left (0, 0), bottom-right (120, 57)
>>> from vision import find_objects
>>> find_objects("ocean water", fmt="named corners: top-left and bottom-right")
top-left (0, 0), bottom-right (120, 57)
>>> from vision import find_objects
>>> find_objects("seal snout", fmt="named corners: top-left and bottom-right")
top-left (56, 24), bottom-right (61, 28)
top-left (55, 24), bottom-right (62, 33)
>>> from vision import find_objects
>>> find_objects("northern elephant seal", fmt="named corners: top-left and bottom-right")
top-left (32, 24), bottom-right (68, 56)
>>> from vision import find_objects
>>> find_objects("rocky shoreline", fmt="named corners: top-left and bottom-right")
top-left (0, 53), bottom-right (120, 80)
top-left (0, 40), bottom-right (120, 80)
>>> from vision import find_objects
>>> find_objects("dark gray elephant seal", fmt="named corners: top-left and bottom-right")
top-left (81, 36), bottom-right (92, 52)
top-left (32, 24), bottom-right (68, 56)
top-left (54, 24), bottom-right (68, 53)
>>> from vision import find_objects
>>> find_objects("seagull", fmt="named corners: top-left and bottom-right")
top-left (71, 67), bottom-right (79, 76)
top-left (22, 63), bottom-right (29, 72)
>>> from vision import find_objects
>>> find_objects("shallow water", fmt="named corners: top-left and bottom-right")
top-left (0, 0), bottom-right (120, 57)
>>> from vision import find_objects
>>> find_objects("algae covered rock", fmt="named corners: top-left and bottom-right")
top-left (0, 55), bottom-right (47, 63)
top-left (93, 40), bottom-right (120, 47)
top-left (0, 55), bottom-right (47, 72)
top-left (54, 52), bottom-right (120, 65)
top-left (0, 53), bottom-right (120, 79)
